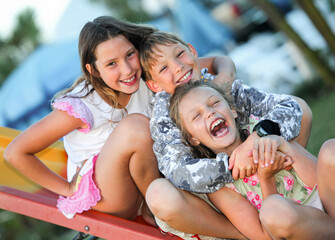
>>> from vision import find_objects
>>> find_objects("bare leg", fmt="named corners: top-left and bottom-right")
top-left (92, 114), bottom-right (160, 220)
top-left (146, 178), bottom-right (245, 239)
top-left (291, 96), bottom-right (312, 148)
top-left (317, 139), bottom-right (335, 218)
top-left (260, 194), bottom-right (335, 240)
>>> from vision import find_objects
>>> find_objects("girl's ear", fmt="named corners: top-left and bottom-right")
top-left (146, 79), bottom-right (163, 93)
top-left (188, 44), bottom-right (198, 58)
top-left (189, 137), bottom-right (200, 146)
top-left (232, 109), bottom-right (238, 119)
top-left (85, 64), bottom-right (92, 74)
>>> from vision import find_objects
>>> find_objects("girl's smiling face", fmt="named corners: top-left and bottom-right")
top-left (179, 86), bottom-right (242, 155)
top-left (91, 35), bottom-right (142, 104)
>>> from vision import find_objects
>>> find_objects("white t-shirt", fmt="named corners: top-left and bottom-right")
top-left (53, 79), bottom-right (153, 180)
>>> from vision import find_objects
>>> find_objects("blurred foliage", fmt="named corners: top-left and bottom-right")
top-left (306, 89), bottom-right (335, 156)
top-left (0, 210), bottom-right (77, 240)
top-left (90, 0), bottom-right (152, 23)
top-left (327, 0), bottom-right (335, 12)
top-left (0, 8), bottom-right (41, 87)
top-left (251, 0), bottom-right (335, 89)
top-left (293, 77), bottom-right (335, 155)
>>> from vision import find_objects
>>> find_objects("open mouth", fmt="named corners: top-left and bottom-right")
top-left (120, 75), bottom-right (137, 85)
top-left (177, 70), bottom-right (192, 84)
top-left (210, 119), bottom-right (228, 137)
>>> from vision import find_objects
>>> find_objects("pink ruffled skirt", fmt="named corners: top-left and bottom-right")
top-left (57, 155), bottom-right (101, 218)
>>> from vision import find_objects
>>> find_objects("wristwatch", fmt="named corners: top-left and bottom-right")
top-left (253, 120), bottom-right (281, 137)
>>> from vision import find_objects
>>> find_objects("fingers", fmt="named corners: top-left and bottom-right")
top-left (228, 152), bottom-right (235, 170)
top-left (264, 142), bottom-right (272, 167)
top-left (270, 143), bottom-right (277, 165)
top-left (273, 152), bottom-right (292, 171)
top-left (253, 139), bottom-right (259, 164)
top-left (253, 135), bottom-right (281, 168)
top-left (283, 156), bottom-right (293, 169)
top-left (232, 166), bottom-right (255, 179)
top-left (246, 167), bottom-right (253, 177)
top-left (232, 166), bottom-right (239, 180)
top-left (259, 140), bottom-right (265, 166)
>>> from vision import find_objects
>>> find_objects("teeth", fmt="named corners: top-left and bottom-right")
top-left (178, 71), bottom-right (191, 83)
top-left (211, 119), bottom-right (224, 131)
top-left (122, 75), bottom-right (135, 83)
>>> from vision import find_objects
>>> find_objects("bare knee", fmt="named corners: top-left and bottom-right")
top-left (117, 114), bottom-right (151, 140)
top-left (260, 195), bottom-right (298, 238)
top-left (146, 178), bottom-right (184, 222)
top-left (318, 139), bottom-right (335, 169)
top-left (111, 114), bottom-right (154, 158)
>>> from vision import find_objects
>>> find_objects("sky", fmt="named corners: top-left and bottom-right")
top-left (0, 0), bottom-right (71, 41)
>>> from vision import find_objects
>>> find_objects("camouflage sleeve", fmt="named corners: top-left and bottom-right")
top-left (150, 91), bottom-right (234, 193)
top-left (231, 80), bottom-right (302, 140)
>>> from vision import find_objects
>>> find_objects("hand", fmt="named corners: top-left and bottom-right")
top-left (68, 167), bottom-right (81, 196)
top-left (229, 134), bottom-right (258, 179)
top-left (253, 135), bottom-right (284, 168)
top-left (257, 151), bottom-right (292, 180)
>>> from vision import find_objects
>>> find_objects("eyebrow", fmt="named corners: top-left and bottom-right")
top-left (101, 47), bottom-right (136, 65)
top-left (207, 95), bottom-right (217, 102)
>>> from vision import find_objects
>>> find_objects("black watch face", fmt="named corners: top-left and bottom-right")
top-left (257, 126), bottom-right (268, 137)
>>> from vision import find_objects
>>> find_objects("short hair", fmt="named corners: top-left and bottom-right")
top-left (139, 31), bottom-right (188, 82)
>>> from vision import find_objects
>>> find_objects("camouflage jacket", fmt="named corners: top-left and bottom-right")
top-left (150, 71), bottom-right (303, 194)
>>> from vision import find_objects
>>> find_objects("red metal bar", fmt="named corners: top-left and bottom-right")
top-left (0, 186), bottom-right (180, 240)
top-left (0, 127), bottom-right (181, 239)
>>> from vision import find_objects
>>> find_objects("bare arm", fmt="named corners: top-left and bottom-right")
top-left (208, 187), bottom-right (272, 240)
top-left (257, 151), bottom-right (293, 199)
top-left (199, 55), bottom-right (236, 84)
top-left (4, 109), bottom-right (86, 196)
top-left (253, 135), bottom-right (317, 188)
top-left (278, 139), bottom-right (317, 188)
top-left (291, 96), bottom-right (312, 148)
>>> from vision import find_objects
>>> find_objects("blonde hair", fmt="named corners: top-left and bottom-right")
top-left (170, 80), bottom-right (246, 158)
top-left (139, 31), bottom-right (188, 82)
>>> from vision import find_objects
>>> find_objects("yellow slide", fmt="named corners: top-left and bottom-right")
top-left (0, 126), bottom-right (67, 193)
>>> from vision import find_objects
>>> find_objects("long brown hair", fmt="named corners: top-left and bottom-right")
top-left (170, 80), bottom-right (246, 158)
top-left (53, 16), bottom-right (157, 110)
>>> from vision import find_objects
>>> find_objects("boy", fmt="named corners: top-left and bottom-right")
top-left (138, 31), bottom-right (312, 239)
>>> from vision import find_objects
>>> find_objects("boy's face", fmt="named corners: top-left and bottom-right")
top-left (146, 42), bottom-right (201, 94)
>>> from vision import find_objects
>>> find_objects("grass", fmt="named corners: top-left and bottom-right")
top-left (304, 90), bottom-right (335, 156)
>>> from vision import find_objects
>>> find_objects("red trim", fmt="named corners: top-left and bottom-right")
top-left (191, 234), bottom-right (202, 240)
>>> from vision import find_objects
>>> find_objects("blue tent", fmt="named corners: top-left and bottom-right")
top-left (0, 39), bottom-right (81, 130)
top-left (0, 0), bottom-right (233, 130)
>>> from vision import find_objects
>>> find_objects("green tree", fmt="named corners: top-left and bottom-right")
top-left (295, 0), bottom-right (335, 57)
top-left (251, 0), bottom-right (335, 89)
top-left (0, 8), bottom-right (41, 86)
top-left (91, 0), bottom-right (152, 23)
